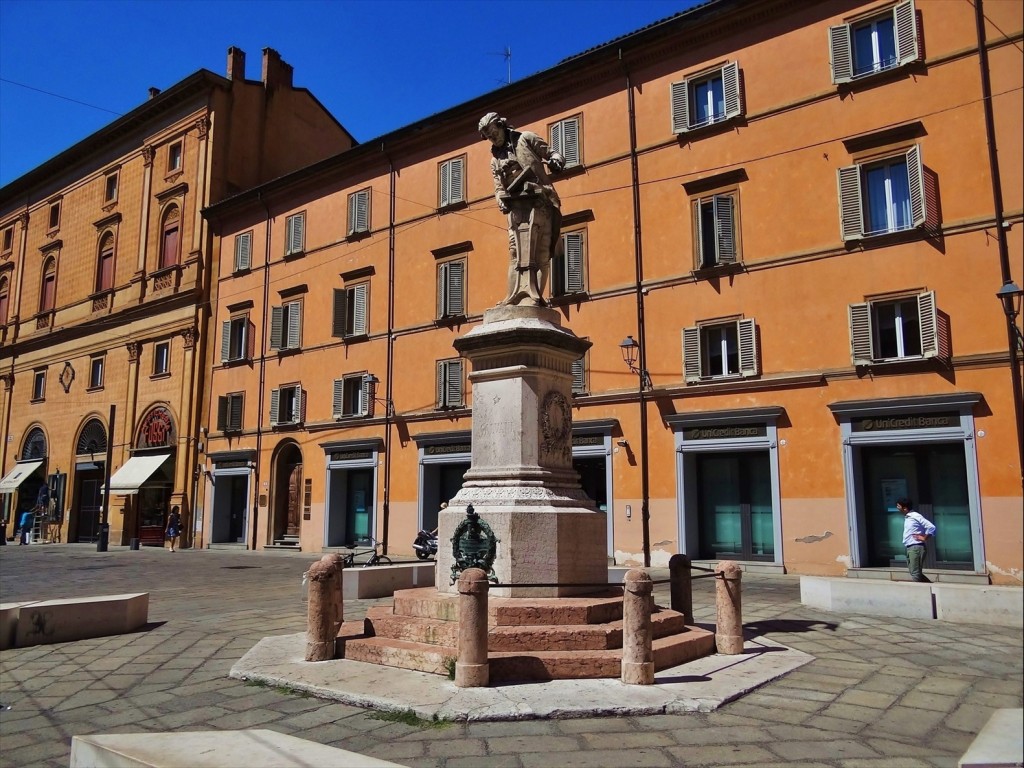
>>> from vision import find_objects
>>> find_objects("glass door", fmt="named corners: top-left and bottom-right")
top-left (346, 469), bottom-right (373, 545)
top-left (696, 451), bottom-right (774, 561)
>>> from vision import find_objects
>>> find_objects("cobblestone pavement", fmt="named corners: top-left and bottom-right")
top-left (1, 544), bottom-right (1020, 768)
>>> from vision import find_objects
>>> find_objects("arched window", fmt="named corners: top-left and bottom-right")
top-left (77, 418), bottom-right (108, 456)
top-left (40, 257), bottom-right (56, 313)
top-left (0, 274), bottom-right (9, 324)
top-left (96, 232), bottom-right (115, 292)
top-left (22, 427), bottom-right (47, 460)
top-left (160, 206), bottom-right (180, 270)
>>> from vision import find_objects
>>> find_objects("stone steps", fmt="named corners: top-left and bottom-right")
top-left (392, 586), bottom-right (625, 625)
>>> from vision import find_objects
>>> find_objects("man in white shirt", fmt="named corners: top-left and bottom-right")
top-left (896, 497), bottom-right (936, 583)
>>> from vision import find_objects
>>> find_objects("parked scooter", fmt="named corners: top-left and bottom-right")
top-left (412, 529), bottom-right (438, 560)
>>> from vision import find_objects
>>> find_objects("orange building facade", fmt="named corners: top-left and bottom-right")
top-left (201, 0), bottom-right (1022, 584)
top-left (0, 48), bottom-right (354, 547)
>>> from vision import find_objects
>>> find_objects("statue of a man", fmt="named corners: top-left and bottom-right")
top-left (478, 112), bottom-right (565, 307)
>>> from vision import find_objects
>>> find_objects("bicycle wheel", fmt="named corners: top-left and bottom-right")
top-left (364, 555), bottom-right (392, 567)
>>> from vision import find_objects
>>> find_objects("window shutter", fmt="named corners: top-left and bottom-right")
top-left (440, 161), bottom-right (451, 207)
top-left (829, 24), bottom-right (854, 84)
top-left (692, 199), bottom-right (703, 267)
top-left (562, 118), bottom-right (580, 167)
top-left (917, 291), bottom-right (939, 359)
top-left (287, 301), bottom-right (301, 349)
top-left (436, 361), bottom-right (446, 408)
top-left (359, 378), bottom-right (370, 417)
top-left (220, 321), bottom-right (231, 363)
top-left (450, 158), bottom-right (464, 204)
top-left (571, 357), bottom-right (586, 394)
top-left (905, 144), bottom-right (926, 228)
top-left (235, 233), bottom-right (251, 271)
top-left (550, 121), bottom-right (563, 158)
top-left (446, 261), bottom-right (465, 316)
top-left (246, 320), bottom-right (255, 360)
top-left (837, 165), bottom-right (864, 241)
top-left (352, 283), bottom-right (368, 335)
top-left (447, 360), bottom-right (463, 407)
top-left (714, 195), bottom-right (737, 264)
top-left (332, 288), bottom-right (347, 338)
top-left (682, 326), bottom-right (701, 383)
top-left (217, 396), bottom-right (228, 431)
top-left (894, 0), bottom-right (919, 66)
top-left (332, 379), bottom-right (344, 419)
top-left (285, 216), bottom-right (294, 254)
top-left (722, 62), bottom-right (742, 119)
top-left (849, 302), bottom-right (874, 365)
top-left (670, 80), bottom-right (690, 134)
top-left (270, 306), bottom-right (283, 349)
top-left (357, 190), bottom-right (369, 232)
top-left (270, 388), bottom-right (281, 426)
top-left (738, 318), bottom-right (758, 377)
top-left (293, 386), bottom-right (304, 424)
top-left (564, 232), bottom-right (584, 293)
top-left (287, 214), bottom-right (304, 254)
top-left (229, 394), bottom-right (243, 431)
top-left (347, 193), bottom-right (358, 235)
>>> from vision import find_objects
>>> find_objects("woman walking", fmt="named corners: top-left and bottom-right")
top-left (165, 506), bottom-right (181, 553)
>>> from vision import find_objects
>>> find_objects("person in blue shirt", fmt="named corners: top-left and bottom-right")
top-left (896, 497), bottom-right (936, 583)
top-left (17, 502), bottom-right (34, 545)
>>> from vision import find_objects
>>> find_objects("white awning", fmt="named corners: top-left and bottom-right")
top-left (108, 454), bottom-right (169, 496)
top-left (0, 460), bottom-right (44, 494)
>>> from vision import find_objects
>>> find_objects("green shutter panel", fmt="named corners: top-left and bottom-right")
top-left (229, 394), bottom-right (243, 431)
top-left (270, 306), bottom-right (283, 349)
top-left (217, 396), bottom-right (228, 431)
top-left (829, 24), bottom-right (853, 84)
top-left (917, 291), bottom-right (938, 359)
top-left (448, 360), bottom-right (463, 407)
top-left (571, 357), bottom-right (586, 394)
top-left (565, 232), bottom-right (584, 293)
top-left (332, 379), bottom-right (344, 419)
top-left (683, 326), bottom-right (701, 383)
top-left (352, 283), bottom-right (368, 335)
top-left (837, 165), bottom-right (864, 241)
top-left (849, 302), bottom-right (874, 365)
top-left (738, 318), bottom-right (758, 377)
top-left (562, 118), bottom-right (580, 167)
top-left (235, 233), bottom-right (251, 271)
top-left (670, 80), bottom-right (690, 134)
top-left (332, 288), bottom-right (347, 338)
top-left (436, 361), bottom-right (446, 408)
top-left (269, 388), bottom-right (280, 426)
top-left (447, 261), bottom-right (465, 316)
top-left (894, 0), bottom-right (919, 66)
top-left (550, 121), bottom-right (563, 158)
top-left (905, 145), bottom-right (926, 228)
top-left (714, 195), bottom-right (737, 264)
top-left (450, 158), bottom-right (464, 204)
top-left (287, 302), bottom-right (301, 349)
top-left (220, 320), bottom-right (231, 363)
top-left (722, 62), bottom-right (742, 119)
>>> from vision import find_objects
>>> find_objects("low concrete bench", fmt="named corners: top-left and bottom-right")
top-left (341, 562), bottom-right (434, 600)
top-left (1, 601), bottom-right (38, 650)
top-left (70, 729), bottom-right (406, 767)
top-left (958, 709), bottom-right (1023, 768)
top-left (12, 593), bottom-right (148, 648)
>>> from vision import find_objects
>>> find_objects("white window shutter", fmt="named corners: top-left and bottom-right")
top-left (288, 214), bottom-right (304, 254)
top-left (285, 216), bottom-right (294, 254)
top-left (437, 263), bottom-right (447, 317)
top-left (738, 318), bottom-right (758, 377)
top-left (682, 326), bottom-right (701, 383)
top-left (294, 386), bottom-right (304, 423)
top-left (905, 144), bottom-right (926, 228)
top-left (270, 388), bottom-right (280, 426)
top-left (670, 80), bottom-right (690, 134)
top-left (917, 291), bottom-right (939, 358)
top-left (359, 378), bottom-right (370, 417)
top-left (347, 193), bottom-right (358, 235)
top-left (352, 283), bottom-right (368, 335)
top-left (440, 161), bottom-right (451, 207)
top-left (332, 379), bottom-right (344, 419)
top-left (358, 190), bottom-right (369, 232)
top-left (332, 288), bottom-right (347, 338)
top-left (849, 303), bottom-right (874, 365)
top-left (722, 62), bottom-right (742, 119)
top-left (550, 121), bottom-right (563, 158)
top-left (829, 24), bottom-right (854, 84)
top-left (450, 158), bottom-right (464, 204)
top-left (837, 165), bottom-right (864, 241)
top-left (217, 396), bottom-right (228, 431)
top-left (562, 118), bottom-right (580, 167)
top-left (447, 261), bottom-right (465, 316)
top-left (571, 357), bottom-right (586, 394)
top-left (447, 360), bottom-right (463, 407)
top-left (287, 302), bottom-right (301, 349)
top-left (894, 0), bottom-right (919, 66)
top-left (564, 232), bottom-right (584, 293)
top-left (235, 233), bottom-right (251, 271)
top-left (714, 195), bottom-right (737, 264)
top-left (220, 321), bottom-right (231, 363)
top-left (270, 306), bottom-right (284, 349)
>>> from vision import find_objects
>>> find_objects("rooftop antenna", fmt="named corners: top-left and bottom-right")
top-left (490, 46), bottom-right (512, 85)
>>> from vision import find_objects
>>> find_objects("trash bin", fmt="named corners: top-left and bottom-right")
top-left (129, 538), bottom-right (140, 551)
top-left (97, 523), bottom-right (110, 552)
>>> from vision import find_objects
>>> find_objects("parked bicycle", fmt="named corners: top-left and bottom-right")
top-left (342, 538), bottom-right (392, 568)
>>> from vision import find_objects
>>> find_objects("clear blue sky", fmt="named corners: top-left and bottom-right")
top-left (0, 0), bottom-right (697, 187)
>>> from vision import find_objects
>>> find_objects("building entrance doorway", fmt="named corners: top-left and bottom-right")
top-left (272, 443), bottom-right (302, 544)
top-left (695, 451), bottom-right (774, 561)
top-left (326, 467), bottom-right (375, 547)
top-left (211, 473), bottom-right (249, 544)
top-left (74, 471), bottom-right (104, 542)
top-left (574, 456), bottom-right (608, 512)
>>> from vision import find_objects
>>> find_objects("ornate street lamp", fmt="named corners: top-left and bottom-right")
top-left (618, 335), bottom-right (651, 567)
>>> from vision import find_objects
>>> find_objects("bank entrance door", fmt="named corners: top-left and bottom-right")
top-left (696, 451), bottom-right (774, 561)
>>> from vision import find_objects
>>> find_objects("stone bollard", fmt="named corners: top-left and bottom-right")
top-left (321, 554), bottom-right (345, 641)
top-left (715, 560), bottom-right (744, 655)
top-left (455, 567), bottom-right (489, 688)
top-left (621, 568), bottom-right (655, 685)
top-left (669, 553), bottom-right (693, 624)
top-left (305, 558), bottom-right (340, 662)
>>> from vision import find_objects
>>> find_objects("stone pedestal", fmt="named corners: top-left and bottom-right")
top-left (436, 305), bottom-right (608, 597)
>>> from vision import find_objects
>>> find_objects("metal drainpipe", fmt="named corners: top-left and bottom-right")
top-left (252, 190), bottom-right (272, 549)
top-left (974, 0), bottom-right (1023, 493)
top-left (381, 142), bottom-right (397, 555)
top-left (622, 50), bottom-right (652, 568)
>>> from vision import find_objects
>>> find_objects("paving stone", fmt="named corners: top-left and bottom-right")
top-left (447, 755), bottom-right (521, 768)
top-left (771, 738), bottom-right (879, 761)
top-left (581, 731), bottom-right (676, 750)
top-left (558, 717), bottom-right (639, 734)
top-left (667, 743), bottom-right (776, 764)
top-left (466, 719), bottom-right (559, 737)
top-left (670, 726), bottom-right (773, 746)
top-left (426, 737), bottom-right (487, 757)
top-left (486, 735), bottom-right (581, 754)
top-left (205, 706), bottom-right (285, 729)
top-left (525, 749), bottom-right (673, 768)
top-left (838, 760), bottom-right (933, 767)
top-left (836, 689), bottom-right (900, 709)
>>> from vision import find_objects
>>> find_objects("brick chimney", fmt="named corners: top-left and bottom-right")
top-left (261, 47), bottom-right (293, 90)
top-left (148, 87), bottom-right (161, 99)
top-left (227, 46), bottom-right (246, 81)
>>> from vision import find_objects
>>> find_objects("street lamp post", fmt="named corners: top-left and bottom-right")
top-left (619, 335), bottom-right (651, 568)
top-left (996, 280), bottom-right (1024, 494)
top-left (363, 374), bottom-right (396, 554)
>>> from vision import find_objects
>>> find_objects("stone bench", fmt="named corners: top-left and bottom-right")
top-left (958, 709), bottom-right (1023, 768)
top-left (341, 562), bottom-right (434, 600)
top-left (70, 729), bottom-right (406, 767)
top-left (1, 601), bottom-right (37, 650)
top-left (12, 593), bottom-right (149, 648)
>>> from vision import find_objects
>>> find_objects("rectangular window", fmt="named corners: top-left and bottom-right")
top-left (838, 145), bottom-right (925, 241)
top-left (683, 318), bottom-right (758, 382)
top-left (549, 116), bottom-right (581, 168)
top-left (1, 225), bottom-right (13, 255)
top-left (671, 62), bottom-right (741, 134)
top-left (693, 193), bottom-right (739, 269)
top-left (167, 141), bottom-right (183, 173)
top-left (32, 369), bottom-right (46, 401)
top-left (96, 241), bottom-right (115, 292)
top-left (332, 283), bottom-right (368, 338)
top-left (48, 200), bottom-right (61, 231)
top-left (830, 0), bottom-right (919, 84)
top-left (849, 291), bottom-right (944, 364)
top-left (270, 301), bottom-right (302, 351)
top-left (104, 171), bottom-right (119, 204)
top-left (217, 393), bottom-right (244, 432)
top-left (332, 374), bottom-right (369, 419)
top-left (436, 359), bottom-right (464, 409)
top-left (234, 232), bottom-right (252, 272)
top-left (347, 189), bottom-right (370, 235)
top-left (553, 231), bottom-right (586, 297)
top-left (439, 157), bottom-right (465, 208)
top-left (270, 384), bottom-right (303, 426)
top-left (220, 315), bottom-right (251, 363)
top-left (153, 340), bottom-right (171, 375)
top-left (88, 355), bottom-right (104, 389)
top-left (437, 259), bottom-right (466, 318)
top-left (285, 213), bottom-right (305, 256)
